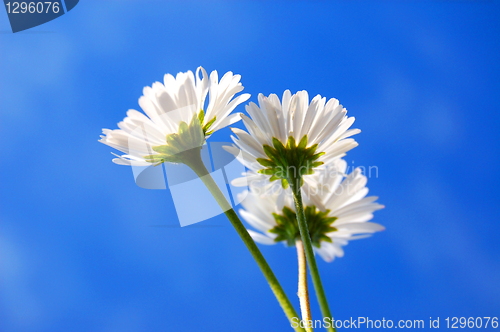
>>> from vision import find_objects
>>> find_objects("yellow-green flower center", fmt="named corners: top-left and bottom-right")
top-left (257, 136), bottom-right (324, 189)
top-left (270, 206), bottom-right (337, 247)
top-left (144, 111), bottom-right (216, 166)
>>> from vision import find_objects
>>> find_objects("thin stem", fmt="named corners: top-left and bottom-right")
top-left (296, 240), bottom-right (313, 332)
top-left (290, 183), bottom-right (336, 332)
top-left (186, 154), bottom-right (305, 332)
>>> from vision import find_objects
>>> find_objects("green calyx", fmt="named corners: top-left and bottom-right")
top-left (143, 111), bottom-right (217, 166)
top-left (197, 110), bottom-right (217, 136)
top-left (256, 136), bottom-right (324, 189)
top-left (144, 112), bottom-right (209, 166)
top-left (269, 205), bottom-right (337, 247)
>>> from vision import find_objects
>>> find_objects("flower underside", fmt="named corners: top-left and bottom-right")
top-left (256, 136), bottom-right (324, 189)
top-left (144, 111), bottom-right (215, 166)
top-left (270, 206), bottom-right (337, 247)
top-left (198, 110), bottom-right (217, 136)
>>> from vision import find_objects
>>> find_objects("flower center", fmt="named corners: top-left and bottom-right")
top-left (256, 136), bottom-right (324, 188)
top-left (269, 205), bottom-right (337, 247)
top-left (144, 112), bottom-right (206, 166)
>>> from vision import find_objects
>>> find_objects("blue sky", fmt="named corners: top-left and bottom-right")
top-left (1, 1), bottom-right (499, 331)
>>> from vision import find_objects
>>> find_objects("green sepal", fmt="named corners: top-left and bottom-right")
top-left (153, 144), bottom-right (178, 156)
top-left (197, 110), bottom-right (205, 124)
top-left (268, 175), bottom-right (279, 183)
top-left (286, 136), bottom-right (296, 150)
top-left (298, 135), bottom-right (308, 149)
top-left (202, 115), bottom-right (217, 136)
top-left (256, 135), bottom-right (325, 189)
top-left (258, 169), bottom-right (277, 175)
top-left (263, 144), bottom-right (282, 162)
top-left (143, 113), bottom-right (205, 166)
top-left (178, 121), bottom-right (189, 135)
top-left (189, 109), bottom-right (216, 137)
top-left (269, 205), bottom-right (338, 247)
top-left (311, 161), bottom-right (324, 168)
top-left (256, 158), bottom-right (276, 167)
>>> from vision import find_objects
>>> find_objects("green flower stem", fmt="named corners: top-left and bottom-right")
top-left (296, 240), bottom-right (313, 332)
top-left (290, 182), bottom-right (336, 332)
top-left (185, 152), bottom-right (305, 332)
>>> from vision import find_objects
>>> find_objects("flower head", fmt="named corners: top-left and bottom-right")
top-left (99, 67), bottom-right (250, 166)
top-left (225, 90), bottom-right (360, 189)
top-left (239, 159), bottom-right (384, 262)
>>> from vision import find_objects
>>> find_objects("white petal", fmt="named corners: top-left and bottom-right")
top-left (208, 112), bottom-right (242, 133)
top-left (239, 209), bottom-right (274, 233)
top-left (315, 242), bottom-right (344, 262)
top-left (336, 222), bottom-right (385, 233)
top-left (247, 230), bottom-right (276, 245)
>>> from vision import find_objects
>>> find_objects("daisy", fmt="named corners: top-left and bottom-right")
top-left (224, 90), bottom-right (360, 189)
top-left (99, 67), bottom-right (250, 166)
top-left (239, 159), bottom-right (384, 262)
top-left (98, 69), bottom-right (310, 327)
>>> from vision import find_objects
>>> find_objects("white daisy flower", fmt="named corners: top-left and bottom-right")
top-left (224, 90), bottom-right (360, 189)
top-left (99, 67), bottom-right (250, 166)
top-left (239, 159), bottom-right (384, 262)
